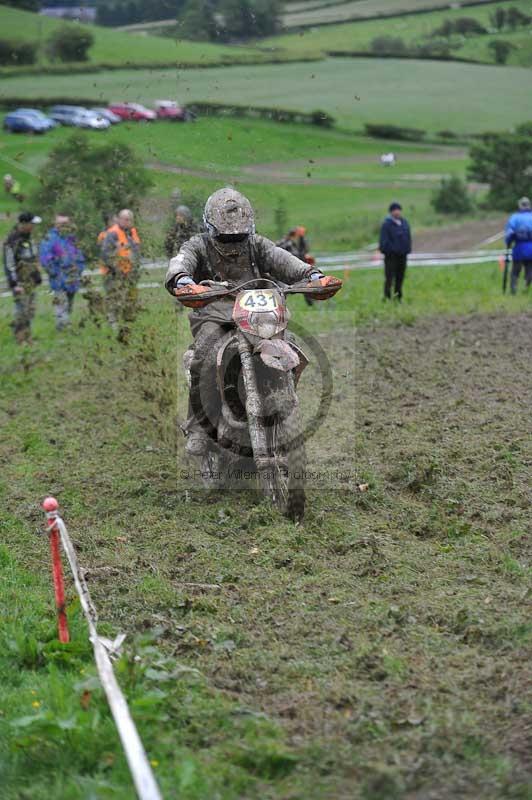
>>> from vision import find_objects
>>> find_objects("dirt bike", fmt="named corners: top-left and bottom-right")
top-left (175, 277), bottom-right (341, 521)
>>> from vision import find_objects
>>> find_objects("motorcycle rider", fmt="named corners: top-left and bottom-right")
top-left (165, 187), bottom-right (339, 456)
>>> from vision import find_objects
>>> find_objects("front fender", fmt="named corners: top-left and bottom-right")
top-left (255, 339), bottom-right (300, 372)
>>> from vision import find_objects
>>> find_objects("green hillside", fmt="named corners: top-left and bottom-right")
top-left (0, 4), bottom-right (266, 67)
top-left (267, 0), bottom-right (532, 66)
top-left (0, 116), bottom-right (468, 250)
top-left (281, 0), bottom-right (502, 28)
top-left (1, 58), bottom-right (531, 135)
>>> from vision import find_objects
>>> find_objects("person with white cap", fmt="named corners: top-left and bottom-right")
top-left (3, 211), bottom-right (42, 344)
top-left (505, 196), bottom-right (532, 294)
top-left (3, 173), bottom-right (24, 203)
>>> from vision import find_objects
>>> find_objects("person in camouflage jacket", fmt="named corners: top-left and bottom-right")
top-left (164, 205), bottom-right (199, 260)
top-left (3, 211), bottom-right (42, 344)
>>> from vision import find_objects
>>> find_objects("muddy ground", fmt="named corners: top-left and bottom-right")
top-left (99, 311), bottom-right (530, 798)
top-left (1, 306), bottom-right (530, 799)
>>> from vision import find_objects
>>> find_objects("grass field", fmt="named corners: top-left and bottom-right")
top-left (281, 0), bottom-right (504, 27)
top-left (0, 4), bottom-right (268, 68)
top-left (0, 116), bottom-right (476, 252)
top-left (2, 57), bottom-right (531, 136)
top-left (282, 0), bottom-right (506, 27)
top-left (1, 263), bottom-right (530, 798)
top-left (268, 0), bottom-right (532, 66)
top-left (1, 8), bottom-right (531, 797)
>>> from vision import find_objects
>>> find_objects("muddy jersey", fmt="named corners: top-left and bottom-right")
top-left (165, 233), bottom-right (314, 329)
top-left (166, 233), bottom-right (312, 287)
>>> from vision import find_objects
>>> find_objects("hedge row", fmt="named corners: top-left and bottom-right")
top-left (0, 96), bottom-right (107, 110)
top-left (326, 50), bottom-right (484, 65)
top-left (189, 102), bottom-right (336, 127)
top-left (364, 123), bottom-right (426, 141)
top-left (0, 54), bottom-right (320, 79)
top-left (0, 96), bottom-right (335, 128)
top-left (0, 96), bottom-right (464, 140)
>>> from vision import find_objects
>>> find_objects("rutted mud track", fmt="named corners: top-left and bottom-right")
top-left (34, 310), bottom-right (529, 799)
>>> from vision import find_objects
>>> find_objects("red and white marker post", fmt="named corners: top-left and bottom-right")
top-left (42, 496), bottom-right (70, 644)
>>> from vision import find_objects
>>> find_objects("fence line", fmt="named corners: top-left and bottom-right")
top-left (43, 499), bottom-right (163, 800)
top-left (0, 250), bottom-right (504, 299)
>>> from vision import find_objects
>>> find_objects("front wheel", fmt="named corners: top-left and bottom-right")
top-left (260, 402), bottom-right (306, 521)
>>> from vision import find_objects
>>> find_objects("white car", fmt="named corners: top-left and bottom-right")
top-left (91, 107), bottom-right (122, 124)
top-left (77, 110), bottom-right (111, 130)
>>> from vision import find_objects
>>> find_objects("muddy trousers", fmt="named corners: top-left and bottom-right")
top-left (12, 291), bottom-right (36, 343)
top-left (384, 254), bottom-right (408, 299)
top-left (52, 290), bottom-right (75, 330)
top-left (103, 271), bottom-right (139, 325)
top-left (510, 260), bottom-right (532, 294)
top-left (186, 321), bottom-right (229, 440)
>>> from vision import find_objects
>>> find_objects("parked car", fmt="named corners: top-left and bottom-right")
top-left (49, 105), bottom-right (110, 130)
top-left (108, 102), bottom-right (157, 122)
top-left (76, 109), bottom-right (111, 130)
top-left (153, 100), bottom-right (195, 122)
top-left (15, 109), bottom-right (57, 129)
top-left (49, 105), bottom-right (87, 126)
top-left (3, 111), bottom-right (51, 134)
top-left (91, 107), bottom-right (122, 124)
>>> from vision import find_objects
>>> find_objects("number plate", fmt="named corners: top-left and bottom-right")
top-left (238, 289), bottom-right (278, 311)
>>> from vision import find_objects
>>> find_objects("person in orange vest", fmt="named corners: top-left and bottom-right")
top-left (98, 212), bottom-right (117, 249)
top-left (101, 209), bottom-right (141, 327)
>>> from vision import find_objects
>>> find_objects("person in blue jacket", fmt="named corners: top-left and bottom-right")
top-left (505, 196), bottom-right (532, 295)
top-left (379, 202), bottom-right (412, 301)
top-left (39, 214), bottom-right (86, 330)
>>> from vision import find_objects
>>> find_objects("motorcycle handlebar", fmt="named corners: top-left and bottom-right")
top-left (174, 277), bottom-right (342, 306)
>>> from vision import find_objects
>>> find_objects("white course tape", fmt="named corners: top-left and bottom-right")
top-left (52, 514), bottom-right (163, 800)
top-left (0, 251), bottom-right (505, 299)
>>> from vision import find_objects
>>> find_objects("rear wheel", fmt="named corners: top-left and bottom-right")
top-left (260, 400), bottom-right (306, 521)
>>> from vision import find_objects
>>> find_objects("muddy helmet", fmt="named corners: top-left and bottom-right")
top-left (203, 187), bottom-right (255, 239)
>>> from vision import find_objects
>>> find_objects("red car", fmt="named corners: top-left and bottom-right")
top-left (153, 100), bottom-right (194, 122)
top-left (108, 103), bottom-right (156, 122)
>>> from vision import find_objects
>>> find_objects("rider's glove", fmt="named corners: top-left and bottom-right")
top-left (174, 282), bottom-right (211, 308)
top-left (308, 274), bottom-right (343, 300)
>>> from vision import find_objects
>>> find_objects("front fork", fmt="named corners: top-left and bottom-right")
top-left (237, 332), bottom-right (271, 471)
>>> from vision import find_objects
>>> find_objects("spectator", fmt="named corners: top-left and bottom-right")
top-left (277, 226), bottom-right (314, 307)
top-left (39, 213), bottom-right (86, 330)
top-left (379, 202), bottom-right (412, 301)
top-left (98, 212), bottom-right (117, 249)
top-left (101, 209), bottom-right (141, 326)
top-left (165, 205), bottom-right (198, 259)
top-left (277, 227), bottom-right (300, 257)
top-left (505, 196), bottom-right (532, 294)
top-left (3, 211), bottom-right (42, 344)
top-left (3, 174), bottom-right (24, 203)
